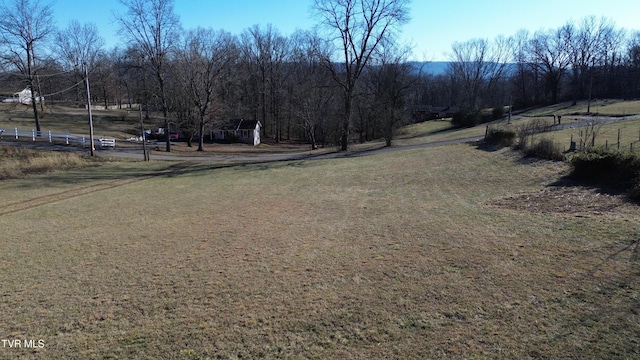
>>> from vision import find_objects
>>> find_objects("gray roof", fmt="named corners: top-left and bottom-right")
top-left (228, 119), bottom-right (261, 131)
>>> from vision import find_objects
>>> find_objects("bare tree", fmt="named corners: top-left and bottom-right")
top-left (597, 20), bottom-right (626, 99)
top-left (53, 20), bottom-right (105, 102)
top-left (313, 0), bottom-right (410, 151)
top-left (289, 29), bottom-right (335, 149)
top-left (511, 29), bottom-right (539, 107)
top-left (240, 24), bottom-right (290, 141)
top-left (367, 42), bottom-right (415, 146)
top-left (115, 0), bottom-right (181, 152)
top-left (0, 0), bottom-right (55, 132)
top-left (176, 28), bottom-right (237, 151)
top-left (447, 36), bottom-right (512, 112)
top-left (529, 26), bottom-right (572, 104)
top-left (93, 52), bottom-right (120, 109)
top-left (625, 31), bottom-right (640, 98)
top-left (563, 17), bottom-right (618, 106)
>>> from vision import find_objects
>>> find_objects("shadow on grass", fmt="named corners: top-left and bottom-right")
top-left (548, 175), bottom-right (619, 191)
top-left (397, 122), bottom-right (458, 140)
top-left (546, 175), bottom-right (631, 198)
top-left (474, 141), bottom-right (509, 153)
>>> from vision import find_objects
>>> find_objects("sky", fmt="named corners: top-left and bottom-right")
top-left (52, 0), bottom-right (640, 61)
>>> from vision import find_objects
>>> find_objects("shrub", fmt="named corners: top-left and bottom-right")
top-left (485, 127), bottom-right (516, 147)
top-left (569, 147), bottom-right (640, 190)
top-left (628, 182), bottom-right (640, 202)
top-left (452, 111), bottom-right (481, 128)
top-left (514, 118), bottom-right (554, 150)
top-left (491, 106), bottom-right (504, 120)
top-left (524, 138), bottom-right (565, 161)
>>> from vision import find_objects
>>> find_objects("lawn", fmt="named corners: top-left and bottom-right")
top-left (488, 115), bottom-right (640, 154)
top-left (0, 103), bottom-right (145, 140)
top-left (546, 117), bottom-right (640, 153)
top-left (519, 99), bottom-right (640, 117)
top-left (0, 142), bottom-right (638, 358)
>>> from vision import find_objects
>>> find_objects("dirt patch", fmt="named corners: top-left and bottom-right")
top-left (490, 186), bottom-right (635, 214)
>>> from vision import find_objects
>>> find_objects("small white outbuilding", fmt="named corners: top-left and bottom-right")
top-left (12, 88), bottom-right (44, 104)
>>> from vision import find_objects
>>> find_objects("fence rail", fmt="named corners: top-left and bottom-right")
top-left (0, 127), bottom-right (116, 149)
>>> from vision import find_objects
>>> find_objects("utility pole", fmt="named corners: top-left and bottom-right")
top-left (140, 103), bottom-right (149, 161)
top-left (136, 54), bottom-right (149, 161)
top-left (84, 63), bottom-right (95, 157)
top-left (508, 94), bottom-right (512, 124)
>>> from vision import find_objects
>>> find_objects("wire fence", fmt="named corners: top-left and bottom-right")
top-left (566, 125), bottom-right (640, 153)
top-left (504, 116), bottom-right (640, 154)
top-left (0, 127), bottom-right (116, 149)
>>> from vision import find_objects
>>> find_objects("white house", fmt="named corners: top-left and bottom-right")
top-left (10, 88), bottom-right (44, 104)
top-left (212, 119), bottom-right (262, 146)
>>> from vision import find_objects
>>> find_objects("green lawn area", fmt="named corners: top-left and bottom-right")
top-left (0, 141), bottom-right (638, 358)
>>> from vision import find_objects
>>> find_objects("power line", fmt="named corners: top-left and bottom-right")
top-left (38, 79), bottom-right (84, 98)
top-left (1, 68), bottom-right (77, 78)
top-left (35, 69), bottom-right (79, 78)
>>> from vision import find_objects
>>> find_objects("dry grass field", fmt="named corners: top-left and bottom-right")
top-left (0, 146), bottom-right (97, 180)
top-left (0, 141), bottom-right (639, 358)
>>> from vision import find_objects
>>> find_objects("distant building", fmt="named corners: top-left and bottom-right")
top-left (212, 119), bottom-right (262, 146)
top-left (8, 88), bottom-right (44, 104)
top-left (411, 105), bottom-right (460, 122)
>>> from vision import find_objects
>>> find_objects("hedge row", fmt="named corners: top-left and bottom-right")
top-left (569, 148), bottom-right (640, 200)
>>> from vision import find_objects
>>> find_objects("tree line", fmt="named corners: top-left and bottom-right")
top-left (1, 0), bottom-right (639, 151)
top-left (430, 16), bottom-right (640, 127)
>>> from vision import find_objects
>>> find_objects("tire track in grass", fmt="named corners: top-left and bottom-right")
top-left (0, 162), bottom-right (194, 217)
top-left (0, 177), bottom-right (152, 217)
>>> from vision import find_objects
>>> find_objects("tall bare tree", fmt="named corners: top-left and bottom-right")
top-left (240, 24), bottom-right (290, 141)
top-left (447, 36), bottom-right (512, 112)
top-left (176, 28), bottom-right (237, 151)
top-left (511, 29), bottom-right (538, 107)
top-left (529, 26), bottom-right (572, 104)
top-left (313, 0), bottom-right (410, 151)
top-left (368, 42), bottom-right (415, 146)
top-left (0, 0), bottom-right (55, 132)
top-left (624, 31), bottom-right (640, 98)
top-left (53, 20), bottom-right (105, 102)
top-left (289, 29), bottom-right (335, 149)
top-left (115, 0), bottom-right (181, 152)
top-left (564, 17), bottom-right (619, 106)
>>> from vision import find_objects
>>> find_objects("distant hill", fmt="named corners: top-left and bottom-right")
top-left (407, 61), bottom-right (519, 77)
top-left (408, 61), bottom-right (449, 76)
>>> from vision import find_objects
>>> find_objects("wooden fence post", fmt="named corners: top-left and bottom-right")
top-left (569, 134), bottom-right (577, 151)
top-left (579, 130), bottom-right (583, 148)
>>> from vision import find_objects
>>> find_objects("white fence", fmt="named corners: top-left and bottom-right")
top-left (0, 127), bottom-right (116, 149)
